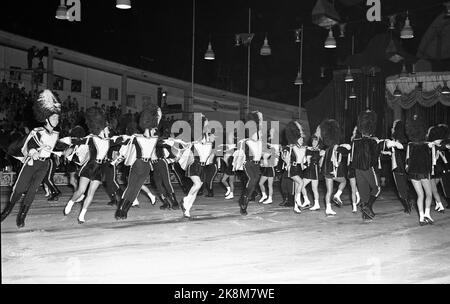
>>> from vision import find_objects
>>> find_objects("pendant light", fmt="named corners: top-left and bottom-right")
top-left (204, 42), bottom-right (215, 60)
top-left (349, 87), bottom-right (357, 99)
top-left (55, 0), bottom-right (67, 19)
top-left (400, 11), bottom-right (414, 39)
top-left (294, 72), bottom-right (303, 85)
top-left (116, 0), bottom-right (131, 9)
top-left (324, 28), bottom-right (336, 48)
top-left (393, 85), bottom-right (402, 97)
top-left (260, 36), bottom-right (271, 56)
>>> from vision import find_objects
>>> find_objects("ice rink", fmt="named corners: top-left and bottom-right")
top-left (1, 185), bottom-right (449, 284)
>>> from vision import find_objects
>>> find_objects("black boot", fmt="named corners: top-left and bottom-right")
top-left (121, 200), bottom-right (133, 219)
top-left (279, 193), bottom-right (288, 206)
top-left (205, 186), bottom-right (214, 197)
top-left (285, 194), bottom-right (295, 207)
top-left (360, 202), bottom-right (374, 220)
top-left (16, 204), bottom-right (31, 228)
top-left (47, 190), bottom-right (61, 202)
top-left (400, 198), bottom-right (411, 214)
top-left (239, 189), bottom-right (249, 215)
top-left (169, 193), bottom-right (180, 210)
top-left (107, 193), bottom-right (117, 206)
top-left (159, 194), bottom-right (172, 210)
top-left (1, 199), bottom-right (18, 222)
top-left (115, 199), bottom-right (128, 220)
top-left (367, 195), bottom-right (377, 218)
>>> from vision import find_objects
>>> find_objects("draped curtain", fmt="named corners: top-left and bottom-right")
top-left (385, 71), bottom-right (450, 132)
top-left (386, 72), bottom-right (450, 109)
top-left (333, 70), bottom-right (387, 141)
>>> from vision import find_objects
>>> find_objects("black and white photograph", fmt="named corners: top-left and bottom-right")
top-left (1, 0), bottom-right (450, 291)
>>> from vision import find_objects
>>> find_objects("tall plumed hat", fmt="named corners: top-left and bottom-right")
top-left (139, 104), bottom-right (161, 130)
top-left (319, 119), bottom-right (341, 147)
top-left (427, 124), bottom-right (449, 141)
top-left (33, 89), bottom-right (61, 122)
top-left (85, 107), bottom-right (107, 135)
top-left (285, 121), bottom-right (304, 145)
top-left (391, 120), bottom-right (407, 143)
top-left (247, 111), bottom-right (263, 137)
top-left (357, 110), bottom-right (377, 136)
top-left (406, 114), bottom-right (426, 142)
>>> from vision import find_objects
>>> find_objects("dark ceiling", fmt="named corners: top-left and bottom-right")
top-left (0, 0), bottom-right (448, 106)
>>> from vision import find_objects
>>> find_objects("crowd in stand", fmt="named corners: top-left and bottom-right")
top-left (0, 83), bottom-right (178, 172)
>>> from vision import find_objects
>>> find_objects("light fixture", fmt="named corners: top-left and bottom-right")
top-left (294, 72), bottom-right (303, 85)
top-left (400, 64), bottom-right (408, 77)
top-left (344, 66), bottom-right (354, 82)
top-left (312, 0), bottom-right (340, 28)
top-left (324, 28), bottom-right (336, 48)
top-left (393, 85), bottom-right (402, 97)
top-left (260, 36), bottom-right (271, 56)
top-left (442, 83), bottom-right (450, 95)
top-left (204, 42), bottom-right (215, 60)
top-left (400, 12), bottom-right (414, 39)
top-left (295, 29), bottom-right (301, 43)
top-left (55, 0), bottom-right (67, 19)
top-left (349, 87), bottom-right (357, 99)
top-left (116, 0), bottom-right (131, 9)
top-left (339, 23), bottom-right (346, 38)
top-left (388, 15), bottom-right (396, 30)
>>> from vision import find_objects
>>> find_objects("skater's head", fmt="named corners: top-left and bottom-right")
top-left (357, 110), bottom-right (377, 136)
top-left (139, 104), bottom-right (162, 132)
top-left (391, 120), bottom-right (407, 143)
top-left (285, 120), bottom-right (305, 146)
top-left (406, 114), bottom-right (426, 142)
top-left (308, 134), bottom-right (320, 149)
top-left (33, 89), bottom-right (61, 129)
top-left (85, 107), bottom-right (107, 136)
top-left (317, 119), bottom-right (341, 147)
top-left (246, 111), bottom-right (263, 140)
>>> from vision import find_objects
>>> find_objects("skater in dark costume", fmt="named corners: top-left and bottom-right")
top-left (350, 110), bottom-right (383, 221)
top-left (301, 135), bottom-right (325, 211)
top-left (284, 120), bottom-right (307, 214)
top-left (219, 131), bottom-right (237, 200)
top-left (64, 107), bottom-right (128, 223)
top-left (180, 113), bottom-right (215, 218)
top-left (115, 105), bottom-right (161, 220)
top-left (235, 111), bottom-right (264, 216)
top-left (383, 120), bottom-right (413, 214)
top-left (405, 115), bottom-right (436, 225)
top-left (426, 124), bottom-right (448, 213)
top-left (150, 125), bottom-right (180, 211)
top-left (316, 119), bottom-right (350, 216)
top-left (1, 90), bottom-right (66, 228)
top-left (258, 128), bottom-right (280, 205)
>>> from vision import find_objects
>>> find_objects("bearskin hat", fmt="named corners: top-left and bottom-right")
top-left (319, 119), bottom-right (341, 147)
top-left (406, 115), bottom-right (426, 142)
top-left (285, 121), bottom-right (304, 145)
top-left (85, 107), bottom-right (107, 135)
top-left (33, 90), bottom-right (61, 122)
top-left (246, 111), bottom-right (263, 137)
top-left (357, 110), bottom-right (377, 136)
top-left (69, 125), bottom-right (86, 138)
top-left (139, 104), bottom-right (161, 130)
top-left (427, 124), bottom-right (449, 141)
top-left (391, 120), bottom-right (407, 143)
